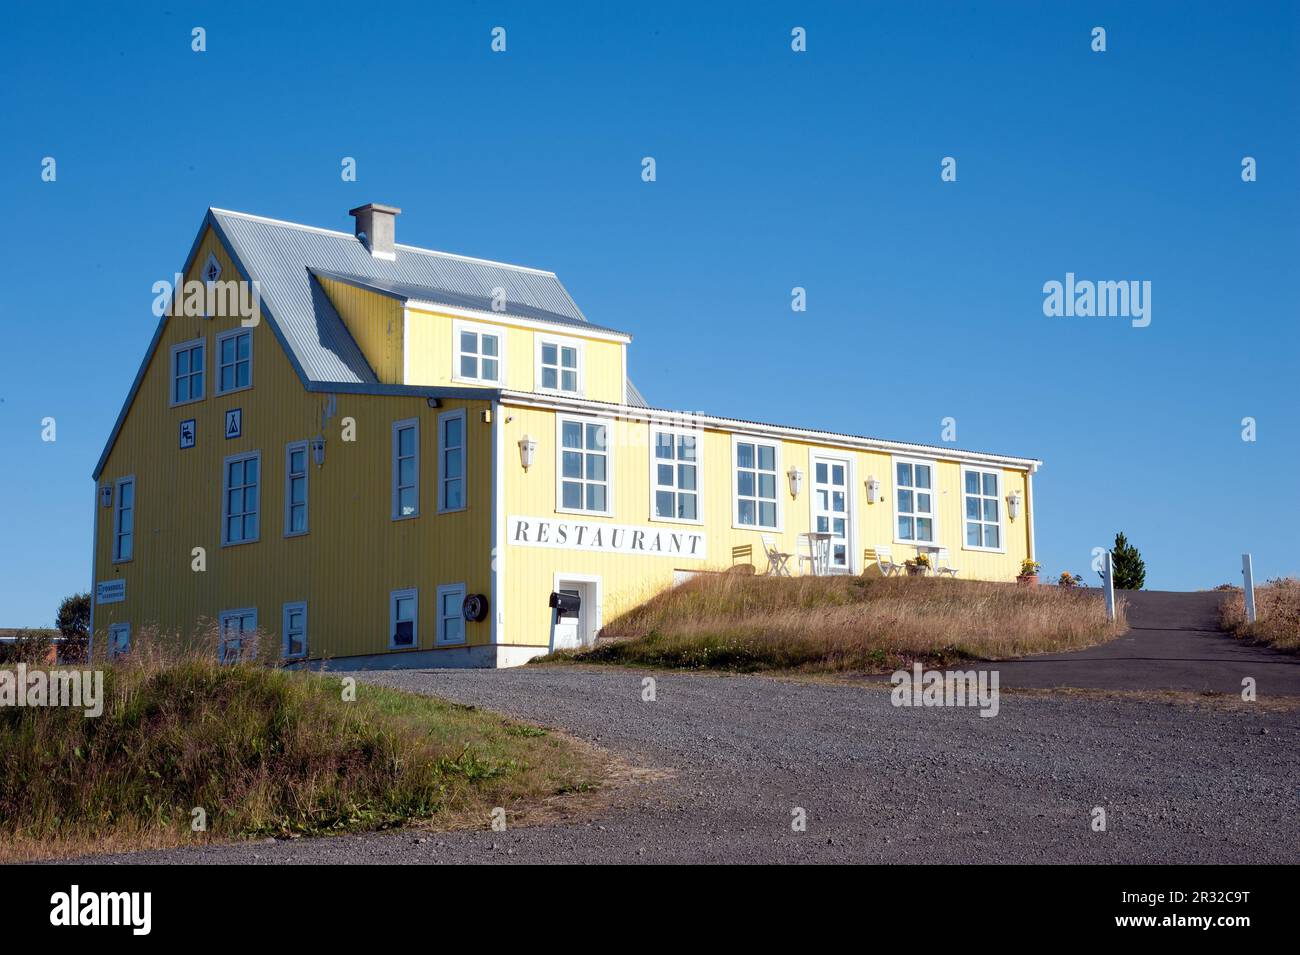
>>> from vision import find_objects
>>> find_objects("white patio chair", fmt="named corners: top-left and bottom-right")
top-left (933, 547), bottom-right (959, 578)
top-left (867, 546), bottom-right (904, 577)
top-left (794, 533), bottom-right (813, 576)
top-left (760, 535), bottom-right (792, 576)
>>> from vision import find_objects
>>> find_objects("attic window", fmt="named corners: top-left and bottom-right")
top-left (203, 252), bottom-right (222, 283)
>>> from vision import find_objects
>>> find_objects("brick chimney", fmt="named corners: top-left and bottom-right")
top-left (349, 203), bottom-right (401, 260)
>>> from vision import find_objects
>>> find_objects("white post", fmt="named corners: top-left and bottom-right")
top-left (1242, 553), bottom-right (1257, 624)
top-left (1102, 551), bottom-right (1116, 623)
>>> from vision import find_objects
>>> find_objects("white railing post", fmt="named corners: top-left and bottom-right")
top-left (1102, 551), bottom-right (1116, 623)
top-left (1242, 553), bottom-right (1257, 624)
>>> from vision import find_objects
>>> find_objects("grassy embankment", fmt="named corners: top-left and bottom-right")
top-left (547, 574), bottom-right (1126, 673)
top-left (1219, 578), bottom-right (1300, 652)
top-left (0, 629), bottom-right (606, 862)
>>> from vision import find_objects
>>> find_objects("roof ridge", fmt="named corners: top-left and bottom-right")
top-left (209, 207), bottom-right (560, 277)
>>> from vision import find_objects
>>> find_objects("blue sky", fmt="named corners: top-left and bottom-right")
top-left (1, 1), bottom-right (1297, 624)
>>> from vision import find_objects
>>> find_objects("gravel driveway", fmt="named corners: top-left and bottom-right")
top-left (80, 666), bottom-right (1300, 864)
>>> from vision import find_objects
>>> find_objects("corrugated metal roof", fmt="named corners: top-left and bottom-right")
top-left (625, 378), bottom-right (649, 407)
top-left (95, 207), bottom-right (649, 478)
top-left (309, 269), bottom-right (631, 338)
top-left (211, 208), bottom-right (634, 383)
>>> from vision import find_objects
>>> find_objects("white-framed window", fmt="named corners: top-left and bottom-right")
top-left (436, 583), bottom-right (467, 645)
top-left (222, 451), bottom-right (261, 546)
top-left (216, 328), bottom-right (252, 394)
top-left (894, 458), bottom-right (936, 544)
top-left (284, 441), bottom-right (309, 536)
top-left (733, 437), bottom-right (780, 530)
top-left (389, 588), bottom-right (418, 649)
top-left (650, 426), bottom-right (701, 523)
top-left (392, 418), bottom-right (420, 519)
top-left (962, 467), bottom-right (1003, 551)
top-left (113, 476), bottom-right (135, 562)
top-left (282, 601), bottom-right (307, 660)
top-left (536, 336), bottom-right (583, 395)
top-left (438, 410), bottom-right (466, 513)
top-left (453, 321), bottom-right (503, 384)
top-left (170, 338), bottom-right (205, 406)
top-left (108, 622), bottom-right (130, 659)
top-left (218, 608), bottom-right (257, 663)
top-left (557, 415), bottom-right (611, 514)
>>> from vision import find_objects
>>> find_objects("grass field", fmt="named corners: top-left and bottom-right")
top-left (545, 573), bottom-right (1127, 673)
top-left (0, 636), bottom-right (606, 862)
top-left (1220, 578), bottom-right (1300, 652)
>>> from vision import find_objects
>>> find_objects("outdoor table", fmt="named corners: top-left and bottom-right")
top-left (799, 532), bottom-right (833, 576)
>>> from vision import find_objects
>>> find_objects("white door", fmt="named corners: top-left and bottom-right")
top-left (551, 587), bottom-right (582, 650)
top-left (812, 456), bottom-right (850, 571)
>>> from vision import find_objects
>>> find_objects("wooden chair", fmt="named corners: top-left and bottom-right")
top-left (731, 544), bottom-right (753, 571)
top-left (760, 535), bottom-right (793, 576)
top-left (933, 547), bottom-right (959, 578)
top-left (866, 546), bottom-right (904, 577)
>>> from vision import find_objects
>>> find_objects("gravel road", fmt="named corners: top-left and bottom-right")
top-left (79, 665), bottom-right (1300, 865)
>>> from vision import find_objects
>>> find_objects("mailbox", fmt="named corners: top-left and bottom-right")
top-left (548, 591), bottom-right (581, 618)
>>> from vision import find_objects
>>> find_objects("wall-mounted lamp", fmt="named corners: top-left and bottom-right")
top-left (518, 435), bottom-right (537, 471)
top-left (310, 436), bottom-right (326, 467)
top-left (865, 475), bottom-right (881, 504)
top-left (787, 466), bottom-right (804, 499)
top-left (482, 408), bottom-right (493, 424)
top-left (1007, 490), bottom-right (1022, 521)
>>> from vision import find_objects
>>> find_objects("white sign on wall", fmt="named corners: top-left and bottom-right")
top-left (96, 580), bottom-right (126, 604)
top-left (508, 516), bottom-right (707, 560)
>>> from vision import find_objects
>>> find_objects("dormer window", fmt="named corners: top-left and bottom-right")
top-left (454, 321), bottom-right (502, 385)
top-left (537, 335), bottom-right (583, 395)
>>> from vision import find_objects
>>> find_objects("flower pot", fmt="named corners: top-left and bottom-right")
top-left (907, 564), bottom-right (928, 577)
top-left (1016, 573), bottom-right (1039, 587)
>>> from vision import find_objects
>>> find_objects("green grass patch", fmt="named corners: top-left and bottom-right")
top-left (0, 653), bottom-right (604, 861)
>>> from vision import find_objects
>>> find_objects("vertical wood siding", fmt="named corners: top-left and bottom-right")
top-left (403, 305), bottom-right (626, 402)
top-left (498, 404), bottom-right (1033, 647)
top-left (92, 228), bottom-right (492, 660)
top-left (316, 276), bottom-right (404, 383)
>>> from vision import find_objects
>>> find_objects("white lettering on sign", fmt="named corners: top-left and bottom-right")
top-left (95, 580), bottom-right (126, 604)
top-left (507, 516), bottom-right (706, 560)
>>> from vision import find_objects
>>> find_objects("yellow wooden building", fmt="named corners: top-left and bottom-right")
top-left (91, 204), bottom-right (1042, 667)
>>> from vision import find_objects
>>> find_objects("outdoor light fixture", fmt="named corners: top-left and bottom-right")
top-left (518, 435), bottom-right (537, 471)
top-left (866, 475), bottom-right (881, 504)
top-left (311, 437), bottom-right (325, 467)
top-left (787, 466), bottom-right (804, 499)
top-left (1007, 490), bottom-right (1022, 521)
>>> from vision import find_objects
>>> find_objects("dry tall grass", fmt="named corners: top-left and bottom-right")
top-left (0, 625), bottom-right (605, 861)
top-left (565, 574), bottom-right (1126, 672)
top-left (1219, 578), bottom-right (1300, 652)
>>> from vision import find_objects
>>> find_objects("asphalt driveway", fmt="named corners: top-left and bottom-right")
top-left (983, 590), bottom-right (1300, 695)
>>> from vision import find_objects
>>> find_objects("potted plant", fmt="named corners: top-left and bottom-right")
top-left (1017, 559), bottom-right (1041, 586)
top-left (1057, 571), bottom-right (1083, 589)
top-left (905, 553), bottom-right (931, 577)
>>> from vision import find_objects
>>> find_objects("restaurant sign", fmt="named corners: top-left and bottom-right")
top-left (508, 516), bottom-right (706, 560)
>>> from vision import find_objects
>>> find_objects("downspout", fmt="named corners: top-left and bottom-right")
top-left (89, 481), bottom-right (99, 661)
top-left (1025, 469), bottom-right (1037, 562)
top-left (490, 398), bottom-right (504, 655)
